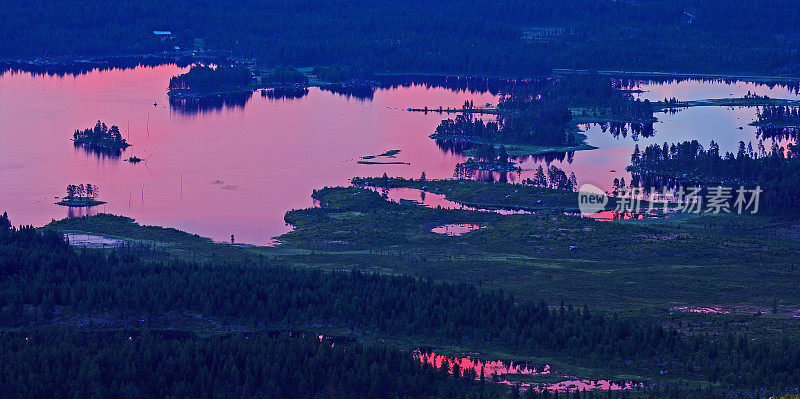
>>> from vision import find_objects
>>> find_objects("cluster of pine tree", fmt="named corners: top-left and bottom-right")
top-left (630, 139), bottom-right (800, 214)
top-left (523, 165), bottom-right (578, 192)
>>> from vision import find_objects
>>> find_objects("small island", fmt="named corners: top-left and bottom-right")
top-left (73, 121), bottom-right (131, 154)
top-left (418, 75), bottom-right (664, 158)
top-left (168, 64), bottom-right (254, 98)
top-left (56, 184), bottom-right (105, 207)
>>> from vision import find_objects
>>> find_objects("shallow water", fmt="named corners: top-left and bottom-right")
top-left (1, 66), bottom-right (797, 243)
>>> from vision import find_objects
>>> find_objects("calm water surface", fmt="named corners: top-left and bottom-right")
top-left (1, 66), bottom-right (797, 243)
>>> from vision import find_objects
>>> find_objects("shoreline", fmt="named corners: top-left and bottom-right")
top-left (5, 53), bottom-right (800, 85)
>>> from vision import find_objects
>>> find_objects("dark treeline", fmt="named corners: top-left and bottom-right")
top-left (630, 140), bottom-right (800, 214)
top-left (0, 328), bottom-right (730, 399)
top-left (3, 1), bottom-right (800, 77)
top-left (168, 64), bottom-right (252, 96)
top-left (522, 165), bottom-right (578, 192)
top-left (262, 65), bottom-right (309, 85)
top-left (435, 114), bottom-right (500, 142)
top-left (1, 213), bottom-right (800, 394)
top-left (313, 65), bottom-right (372, 83)
top-left (508, 75), bottom-right (656, 123)
top-left (0, 329), bottom-right (497, 399)
top-left (500, 104), bottom-right (575, 146)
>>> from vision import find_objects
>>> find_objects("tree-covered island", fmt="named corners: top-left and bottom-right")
top-left (72, 121), bottom-right (130, 153)
top-left (56, 184), bottom-right (105, 207)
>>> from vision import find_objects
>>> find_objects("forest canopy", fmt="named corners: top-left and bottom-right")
top-left (2, 0), bottom-right (800, 76)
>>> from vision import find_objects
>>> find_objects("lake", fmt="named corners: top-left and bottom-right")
top-left (1, 65), bottom-right (798, 244)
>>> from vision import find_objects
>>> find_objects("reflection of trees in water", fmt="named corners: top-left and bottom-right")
top-left (754, 106), bottom-right (800, 143)
top-left (614, 77), bottom-right (800, 96)
top-left (516, 151), bottom-right (575, 164)
top-left (627, 173), bottom-right (683, 192)
top-left (169, 91), bottom-right (253, 115)
top-left (597, 122), bottom-right (655, 140)
top-left (453, 164), bottom-right (522, 184)
top-left (756, 126), bottom-right (800, 143)
top-left (319, 84), bottom-right (375, 100)
top-left (377, 74), bottom-right (548, 96)
top-left (261, 87), bottom-right (309, 101)
top-left (74, 142), bottom-right (125, 159)
top-left (441, 138), bottom-right (577, 186)
top-left (0, 56), bottom-right (198, 78)
top-left (67, 206), bottom-right (96, 218)
top-left (435, 139), bottom-right (479, 155)
top-left (435, 138), bottom-right (575, 164)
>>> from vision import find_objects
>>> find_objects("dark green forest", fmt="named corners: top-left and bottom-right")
top-left (2, 0), bottom-right (800, 76)
top-left (2, 213), bottom-right (800, 396)
top-left (0, 329), bottom-right (498, 398)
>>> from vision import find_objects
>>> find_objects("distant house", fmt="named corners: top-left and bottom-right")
top-left (153, 31), bottom-right (172, 36)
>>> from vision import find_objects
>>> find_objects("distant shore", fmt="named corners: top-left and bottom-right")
top-left (5, 52), bottom-right (800, 85)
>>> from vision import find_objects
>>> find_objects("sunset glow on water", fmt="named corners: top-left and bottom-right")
top-left (1, 65), bottom-right (797, 243)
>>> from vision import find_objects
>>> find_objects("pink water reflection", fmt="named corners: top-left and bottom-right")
top-left (1, 66), bottom-right (797, 243)
top-left (0, 65), bottom-right (495, 244)
top-left (630, 79), bottom-right (800, 102)
top-left (414, 350), bottom-right (641, 392)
